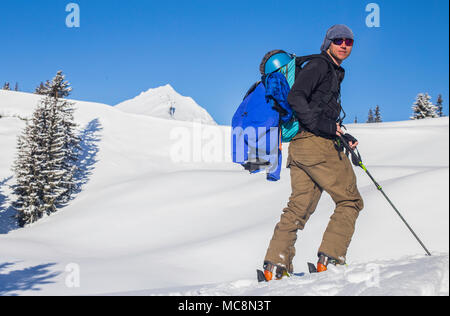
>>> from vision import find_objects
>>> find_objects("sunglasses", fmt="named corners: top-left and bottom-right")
top-left (332, 38), bottom-right (354, 46)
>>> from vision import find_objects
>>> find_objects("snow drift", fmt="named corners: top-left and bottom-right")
top-left (0, 90), bottom-right (448, 296)
top-left (123, 253), bottom-right (449, 296)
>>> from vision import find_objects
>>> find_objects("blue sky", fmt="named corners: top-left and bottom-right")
top-left (1, 0), bottom-right (448, 125)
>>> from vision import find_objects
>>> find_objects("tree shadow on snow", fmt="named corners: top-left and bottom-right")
top-left (72, 118), bottom-right (103, 198)
top-left (0, 176), bottom-right (18, 234)
top-left (0, 262), bottom-right (60, 296)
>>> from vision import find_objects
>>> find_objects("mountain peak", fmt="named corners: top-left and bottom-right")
top-left (140, 84), bottom-right (175, 96)
top-left (116, 85), bottom-right (217, 125)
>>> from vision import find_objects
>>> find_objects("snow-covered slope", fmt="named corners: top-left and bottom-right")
top-left (115, 84), bottom-right (217, 125)
top-left (117, 253), bottom-right (449, 296)
top-left (0, 90), bottom-right (448, 296)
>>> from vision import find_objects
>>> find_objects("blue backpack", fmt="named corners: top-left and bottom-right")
top-left (231, 54), bottom-right (328, 181)
top-left (231, 72), bottom-right (293, 181)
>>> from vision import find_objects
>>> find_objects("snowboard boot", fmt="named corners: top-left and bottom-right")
top-left (316, 253), bottom-right (340, 273)
top-left (262, 261), bottom-right (289, 281)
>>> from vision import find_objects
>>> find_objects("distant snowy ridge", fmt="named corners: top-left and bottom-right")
top-left (115, 84), bottom-right (217, 125)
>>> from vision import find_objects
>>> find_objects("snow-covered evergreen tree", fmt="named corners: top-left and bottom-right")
top-left (436, 94), bottom-right (444, 117)
top-left (35, 82), bottom-right (46, 95)
top-left (41, 71), bottom-right (73, 98)
top-left (12, 131), bottom-right (41, 226)
top-left (367, 109), bottom-right (375, 123)
top-left (411, 93), bottom-right (438, 120)
top-left (3, 82), bottom-right (10, 90)
top-left (58, 98), bottom-right (80, 203)
top-left (15, 82), bottom-right (19, 91)
top-left (13, 98), bottom-right (66, 225)
top-left (45, 71), bottom-right (80, 204)
top-left (12, 71), bottom-right (79, 226)
top-left (374, 105), bottom-right (382, 123)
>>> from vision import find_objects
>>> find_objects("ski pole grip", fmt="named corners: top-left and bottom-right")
top-left (339, 134), bottom-right (363, 167)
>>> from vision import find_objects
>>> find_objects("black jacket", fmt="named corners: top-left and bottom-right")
top-left (287, 51), bottom-right (345, 139)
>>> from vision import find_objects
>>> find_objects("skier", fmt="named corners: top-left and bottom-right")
top-left (262, 24), bottom-right (364, 281)
top-left (170, 105), bottom-right (176, 118)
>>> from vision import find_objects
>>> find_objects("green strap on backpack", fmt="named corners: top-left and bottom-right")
top-left (278, 58), bottom-right (299, 143)
top-left (282, 119), bottom-right (300, 143)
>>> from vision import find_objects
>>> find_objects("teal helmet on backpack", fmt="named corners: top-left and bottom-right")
top-left (260, 50), bottom-right (294, 75)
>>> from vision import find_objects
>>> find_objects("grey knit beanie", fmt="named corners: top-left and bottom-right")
top-left (321, 24), bottom-right (354, 52)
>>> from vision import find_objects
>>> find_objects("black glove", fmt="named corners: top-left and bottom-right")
top-left (342, 133), bottom-right (358, 145)
top-left (341, 133), bottom-right (362, 167)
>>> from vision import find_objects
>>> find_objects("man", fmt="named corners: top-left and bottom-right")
top-left (263, 24), bottom-right (364, 280)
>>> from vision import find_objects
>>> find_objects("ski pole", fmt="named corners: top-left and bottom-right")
top-left (339, 135), bottom-right (432, 257)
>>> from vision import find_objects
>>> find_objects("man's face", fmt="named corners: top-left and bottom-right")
top-left (329, 38), bottom-right (353, 61)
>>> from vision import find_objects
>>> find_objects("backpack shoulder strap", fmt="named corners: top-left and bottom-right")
top-left (295, 54), bottom-right (329, 68)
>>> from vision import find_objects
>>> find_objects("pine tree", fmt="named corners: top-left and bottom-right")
top-left (367, 109), bottom-right (375, 123)
top-left (12, 71), bottom-right (79, 226)
top-left (58, 98), bottom-right (80, 203)
top-left (411, 93), bottom-right (438, 120)
top-left (35, 82), bottom-right (46, 95)
top-left (13, 131), bottom-right (41, 226)
top-left (374, 105), bottom-right (382, 123)
top-left (42, 71), bottom-right (73, 98)
top-left (46, 71), bottom-right (80, 204)
top-left (436, 94), bottom-right (444, 117)
top-left (14, 82), bottom-right (19, 91)
top-left (354, 116), bottom-right (358, 124)
top-left (13, 97), bottom-right (66, 225)
top-left (3, 82), bottom-right (10, 90)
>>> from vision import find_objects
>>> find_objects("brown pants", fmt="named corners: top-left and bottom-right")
top-left (265, 131), bottom-right (364, 272)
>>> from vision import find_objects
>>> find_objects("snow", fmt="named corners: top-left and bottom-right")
top-left (127, 253), bottom-right (448, 296)
top-left (115, 84), bottom-right (217, 126)
top-left (0, 90), bottom-right (448, 296)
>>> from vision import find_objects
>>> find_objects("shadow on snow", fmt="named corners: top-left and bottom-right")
top-left (0, 176), bottom-right (17, 234)
top-left (0, 262), bottom-right (60, 296)
top-left (72, 118), bottom-right (103, 196)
